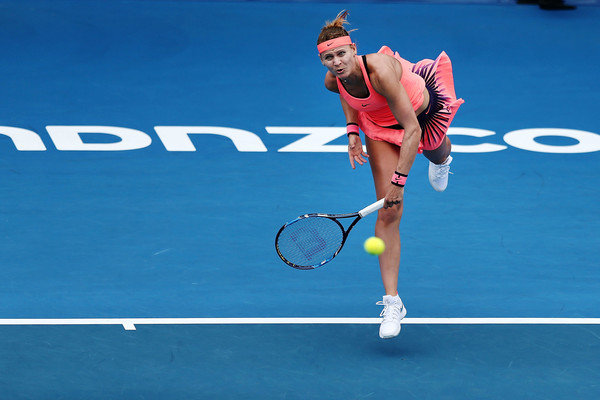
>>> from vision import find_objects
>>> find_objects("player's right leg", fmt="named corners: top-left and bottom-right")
top-left (365, 137), bottom-right (407, 338)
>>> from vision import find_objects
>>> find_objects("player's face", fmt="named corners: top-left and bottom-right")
top-left (320, 45), bottom-right (356, 80)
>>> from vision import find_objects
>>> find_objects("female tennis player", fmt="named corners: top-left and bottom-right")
top-left (317, 11), bottom-right (464, 338)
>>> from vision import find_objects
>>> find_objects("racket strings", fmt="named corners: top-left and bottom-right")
top-left (277, 217), bottom-right (344, 268)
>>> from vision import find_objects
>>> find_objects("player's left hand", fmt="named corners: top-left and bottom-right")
top-left (384, 185), bottom-right (404, 209)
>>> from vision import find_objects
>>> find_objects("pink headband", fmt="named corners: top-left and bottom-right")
top-left (317, 36), bottom-right (353, 54)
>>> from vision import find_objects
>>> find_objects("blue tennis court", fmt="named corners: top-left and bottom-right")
top-left (0, 0), bottom-right (599, 398)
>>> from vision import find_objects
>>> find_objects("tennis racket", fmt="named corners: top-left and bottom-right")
top-left (275, 199), bottom-right (385, 270)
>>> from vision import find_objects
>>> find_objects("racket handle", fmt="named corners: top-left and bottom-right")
top-left (358, 199), bottom-right (385, 217)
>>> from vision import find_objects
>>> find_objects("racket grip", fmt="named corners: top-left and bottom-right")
top-left (358, 199), bottom-right (385, 217)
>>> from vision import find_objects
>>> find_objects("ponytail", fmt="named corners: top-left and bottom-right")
top-left (317, 10), bottom-right (355, 45)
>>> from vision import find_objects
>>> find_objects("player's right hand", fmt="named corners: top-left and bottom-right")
top-left (348, 135), bottom-right (369, 169)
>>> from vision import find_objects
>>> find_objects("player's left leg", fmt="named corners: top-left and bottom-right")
top-left (423, 135), bottom-right (453, 192)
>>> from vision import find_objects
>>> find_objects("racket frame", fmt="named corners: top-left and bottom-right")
top-left (275, 199), bottom-right (384, 270)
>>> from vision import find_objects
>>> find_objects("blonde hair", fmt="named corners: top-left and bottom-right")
top-left (317, 10), bottom-right (356, 45)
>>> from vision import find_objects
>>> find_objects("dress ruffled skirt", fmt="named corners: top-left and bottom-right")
top-left (358, 47), bottom-right (464, 151)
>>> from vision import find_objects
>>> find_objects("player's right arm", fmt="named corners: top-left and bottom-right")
top-left (324, 71), bottom-right (367, 169)
top-left (340, 96), bottom-right (368, 169)
top-left (324, 71), bottom-right (339, 93)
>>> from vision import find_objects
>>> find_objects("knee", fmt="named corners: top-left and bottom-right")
top-left (376, 207), bottom-right (403, 228)
top-left (424, 136), bottom-right (451, 164)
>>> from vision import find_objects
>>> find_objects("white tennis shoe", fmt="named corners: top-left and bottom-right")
top-left (428, 155), bottom-right (453, 192)
top-left (377, 295), bottom-right (407, 339)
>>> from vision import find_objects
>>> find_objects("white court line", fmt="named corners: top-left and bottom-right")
top-left (0, 318), bottom-right (599, 331)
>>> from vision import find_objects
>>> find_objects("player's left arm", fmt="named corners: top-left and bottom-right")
top-left (369, 53), bottom-right (421, 177)
top-left (368, 54), bottom-right (422, 208)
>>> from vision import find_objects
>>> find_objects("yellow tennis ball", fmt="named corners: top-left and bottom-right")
top-left (364, 236), bottom-right (385, 255)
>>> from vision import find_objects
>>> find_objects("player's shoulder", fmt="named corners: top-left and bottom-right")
top-left (364, 52), bottom-right (402, 83)
top-left (365, 52), bottom-right (401, 71)
top-left (324, 71), bottom-right (339, 93)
